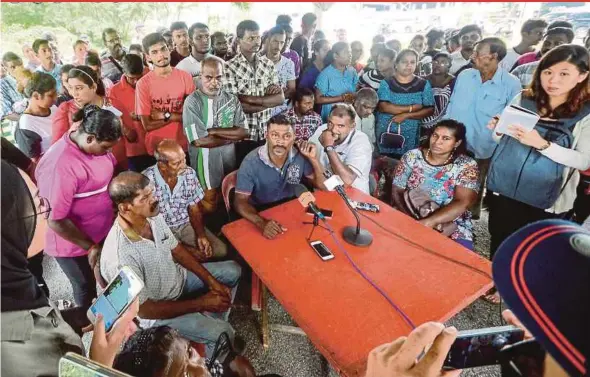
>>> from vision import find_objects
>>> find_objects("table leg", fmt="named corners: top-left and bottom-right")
top-left (261, 284), bottom-right (270, 349)
top-left (251, 273), bottom-right (262, 311)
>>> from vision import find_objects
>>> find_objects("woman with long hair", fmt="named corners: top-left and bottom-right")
top-left (52, 65), bottom-right (132, 169)
top-left (486, 44), bottom-right (590, 303)
top-left (298, 39), bottom-right (331, 91)
top-left (35, 105), bottom-right (122, 311)
top-left (314, 41), bottom-right (359, 121)
top-left (391, 120), bottom-right (479, 250)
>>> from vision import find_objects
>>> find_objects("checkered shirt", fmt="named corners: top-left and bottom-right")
top-left (283, 108), bottom-right (323, 141)
top-left (223, 53), bottom-right (279, 141)
top-left (142, 165), bottom-right (205, 228)
top-left (511, 61), bottom-right (539, 89)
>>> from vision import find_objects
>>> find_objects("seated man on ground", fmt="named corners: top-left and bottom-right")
top-left (309, 104), bottom-right (373, 194)
top-left (101, 171), bottom-right (242, 356)
top-left (183, 55), bottom-right (249, 214)
top-left (234, 114), bottom-right (326, 239)
top-left (143, 139), bottom-right (227, 258)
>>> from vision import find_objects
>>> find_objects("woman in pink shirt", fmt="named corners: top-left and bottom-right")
top-left (36, 105), bottom-right (121, 309)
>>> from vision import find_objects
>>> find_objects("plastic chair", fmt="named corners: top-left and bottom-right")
top-left (220, 171), bottom-right (263, 311)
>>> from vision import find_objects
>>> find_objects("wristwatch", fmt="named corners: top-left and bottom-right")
top-left (324, 145), bottom-right (335, 153)
top-left (164, 111), bottom-right (171, 121)
top-left (536, 140), bottom-right (551, 151)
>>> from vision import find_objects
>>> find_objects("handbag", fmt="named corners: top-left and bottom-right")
top-left (380, 119), bottom-right (405, 149)
top-left (401, 187), bottom-right (458, 237)
top-left (208, 332), bottom-right (256, 377)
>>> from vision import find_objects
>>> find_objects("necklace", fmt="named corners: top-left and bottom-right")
top-left (426, 149), bottom-right (453, 166)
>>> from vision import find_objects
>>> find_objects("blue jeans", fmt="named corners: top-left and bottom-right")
top-left (154, 261), bottom-right (241, 357)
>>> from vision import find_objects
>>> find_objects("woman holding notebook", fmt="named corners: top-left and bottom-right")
top-left (485, 44), bottom-right (590, 303)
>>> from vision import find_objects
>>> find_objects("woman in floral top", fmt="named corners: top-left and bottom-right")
top-left (391, 119), bottom-right (479, 249)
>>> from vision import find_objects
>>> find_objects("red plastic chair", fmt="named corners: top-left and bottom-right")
top-left (220, 171), bottom-right (263, 311)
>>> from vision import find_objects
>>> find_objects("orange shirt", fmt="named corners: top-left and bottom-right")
top-left (135, 68), bottom-right (195, 155)
top-left (109, 76), bottom-right (148, 157)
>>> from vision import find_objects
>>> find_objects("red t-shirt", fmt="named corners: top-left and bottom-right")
top-left (110, 76), bottom-right (148, 157)
top-left (135, 68), bottom-right (195, 155)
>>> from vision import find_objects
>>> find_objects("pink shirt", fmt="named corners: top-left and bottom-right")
top-left (35, 133), bottom-right (116, 258)
top-left (135, 68), bottom-right (195, 155)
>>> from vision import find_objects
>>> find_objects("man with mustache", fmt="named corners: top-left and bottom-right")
top-left (142, 139), bottom-right (227, 258)
top-left (100, 28), bottom-right (127, 84)
top-left (309, 104), bottom-right (373, 195)
top-left (101, 170), bottom-right (242, 357)
top-left (234, 114), bottom-right (326, 239)
top-left (183, 56), bottom-right (248, 214)
top-left (283, 87), bottom-right (322, 141)
top-left (177, 23), bottom-right (212, 81)
top-left (136, 32), bottom-right (195, 156)
top-left (449, 24), bottom-right (481, 75)
top-left (170, 21), bottom-right (191, 67)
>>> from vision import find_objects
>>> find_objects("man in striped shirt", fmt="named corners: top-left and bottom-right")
top-left (182, 56), bottom-right (248, 213)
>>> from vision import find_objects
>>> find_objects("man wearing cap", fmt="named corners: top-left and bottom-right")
top-left (365, 219), bottom-right (589, 377)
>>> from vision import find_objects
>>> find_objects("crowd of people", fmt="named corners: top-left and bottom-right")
top-left (1, 9), bottom-right (590, 377)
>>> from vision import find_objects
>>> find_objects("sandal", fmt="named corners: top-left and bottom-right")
top-left (482, 288), bottom-right (502, 305)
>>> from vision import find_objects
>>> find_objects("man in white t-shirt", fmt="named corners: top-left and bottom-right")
top-left (176, 23), bottom-right (211, 84)
top-left (499, 18), bottom-right (547, 71)
top-left (449, 25), bottom-right (481, 75)
top-left (309, 103), bottom-right (372, 194)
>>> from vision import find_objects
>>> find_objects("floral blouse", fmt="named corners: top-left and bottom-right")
top-left (392, 148), bottom-right (480, 241)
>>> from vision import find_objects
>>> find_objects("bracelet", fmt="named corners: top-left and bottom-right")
top-left (536, 141), bottom-right (551, 151)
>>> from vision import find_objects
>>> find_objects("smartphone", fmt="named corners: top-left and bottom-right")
top-left (309, 240), bottom-right (334, 261)
top-left (59, 352), bottom-right (131, 377)
top-left (87, 266), bottom-right (143, 332)
top-left (306, 207), bottom-right (333, 218)
top-left (443, 325), bottom-right (525, 370)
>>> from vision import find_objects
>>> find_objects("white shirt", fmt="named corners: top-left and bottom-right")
top-left (499, 48), bottom-right (521, 72)
top-left (449, 50), bottom-right (470, 75)
top-left (18, 105), bottom-right (57, 155)
top-left (309, 124), bottom-right (373, 194)
top-left (355, 114), bottom-right (376, 147)
top-left (176, 53), bottom-right (210, 79)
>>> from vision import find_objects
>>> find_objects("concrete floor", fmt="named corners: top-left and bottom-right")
top-left (44, 210), bottom-right (502, 377)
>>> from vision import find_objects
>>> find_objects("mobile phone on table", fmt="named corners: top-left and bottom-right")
top-left (59, 352), bottom-right (131, 377)
top-left (87, 266), bottom-right (144, 332)
top-left (309, 240), bottom-right (334, 261)
top-left (306, 207), bottom-right (333, 218)
top-left (443, 325), bottom-right (525, 369)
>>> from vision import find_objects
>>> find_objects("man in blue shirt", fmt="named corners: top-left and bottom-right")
top-left (33, 39), bottom-right (62, 93)
top-left (234, 114), bottom-right (326, 239)
top-left (444, 37), bottom-right (521, 218)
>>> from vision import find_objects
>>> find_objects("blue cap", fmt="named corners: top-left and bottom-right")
top-left (493, 219), bottom-right (590, 376)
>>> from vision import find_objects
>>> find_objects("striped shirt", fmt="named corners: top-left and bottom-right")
top-left (1, 76), bottom-right (24, 119)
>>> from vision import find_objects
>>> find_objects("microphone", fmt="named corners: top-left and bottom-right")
top-left (322, 171), bottom-right (373, 247)
top-left (294, 184), bottom-right (325, 220)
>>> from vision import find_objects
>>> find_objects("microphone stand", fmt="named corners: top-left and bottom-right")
top-left (335, 186), bottom-right (373, 247)
top-left (303, 213), bottom-right (330, 241)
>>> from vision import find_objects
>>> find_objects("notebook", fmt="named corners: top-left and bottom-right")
top-left (495, 104), bottom-right (540, 135)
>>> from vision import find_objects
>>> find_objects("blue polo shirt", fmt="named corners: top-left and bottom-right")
top-left (444, 67), bottom-right (521, 159)
top-left (236, 145), bottom-right (314, 206)
top-left (36, 63), bottom-right (63, 93)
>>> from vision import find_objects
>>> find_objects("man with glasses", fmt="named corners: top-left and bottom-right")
top-left (177, 23), bottom-right (212, 81)
top-left (499, 19), bottom-right (547, 71)
top-left (224, 20), bottom-right (284, 162)
top-left (449, 24), bottom-right (482, 75)
top-left (136, 33), bottom-right (195, 156)
top-left (444, 37), bottom-right (520, 219)
top-left (182, 56), bottom-right (248, 214)
top-left (100, 28), bottom-right (127, 84)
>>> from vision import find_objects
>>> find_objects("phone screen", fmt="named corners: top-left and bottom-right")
top-left (444, 326), bottom-right (525, 369)
top-left (89, 271), bottom-right (137, 331)
top-left (59, 355), bottom-right (127, 377)
top-left (311, 242), bottom-right (333, 258)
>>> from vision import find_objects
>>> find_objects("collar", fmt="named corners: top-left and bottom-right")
top-left (490, 66), bottom-right (505, 84)
top-left (339, 128), bottom-right (356, 147)
top-left (153, 165), bottom-right (187, 192)
top-left (257, 144), bottom-right (296, 171)
top-left (117, 214), bottom-right (145, 243)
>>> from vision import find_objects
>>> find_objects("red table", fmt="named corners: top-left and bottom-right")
top-left (222, 188), bottom-right (493, 377)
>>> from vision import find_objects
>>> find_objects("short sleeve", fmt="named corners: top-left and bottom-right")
top-left (184, 72), bottom-right (196, 95)
top-left (15, 127), bottom-right (42, 160)
top-left (377, 80), bottom-right (390, 100)
top-left (285, 60), bottom-right (296, 82)
top-left (456, 158), bottom-right (480, 193)
top-left (232, 96), bottom-right (248, 130)
top-left (344, 138), bottom-right (372, 178)
top-left (135, 78), bottom-right (152, 116)
top-left (182, 95), bottom-right (207, 142)
top-left (235, 160), bottom-right (255, 196)
top-left (116, 252), bottom-right (149, 305)
top-left (223, 62), bottom-right (238, 95)
top-left (391, 151), bottom-right (416, 189)
top-left (302, 158), bottom-right (314, 178)
top-left (157, 214), bottom-right (179, 250)
top-left (186, 169), bottom-right (205, 205)
top-left (51, 102), bottom-right (72, 144)
top-left (422, 80), bottom-right (435, 107)
top-left (315, 70), bottom-right (329, 94)
top-left (47, 166), bottom-right (78, 220)
top-left (350, 68), bottom-right (359, 89)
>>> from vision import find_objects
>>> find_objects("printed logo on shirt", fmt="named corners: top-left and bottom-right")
top-left (152, 96), bottom-right (185, 112)
top-left (286, 164), bottom-right (301, 184)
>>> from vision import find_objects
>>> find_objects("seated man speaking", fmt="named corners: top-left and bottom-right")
top-left (309, 104), bottom-right (373, 194)
top-left (234, 114), bottom-right (326, 240)
top-left (101, 171), bottom-right (241, 356)
top-left (142, 139), bottom-right (227, 258)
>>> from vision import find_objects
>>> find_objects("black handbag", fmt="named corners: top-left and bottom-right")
top-left (380, 119), bottom-right (405, 149)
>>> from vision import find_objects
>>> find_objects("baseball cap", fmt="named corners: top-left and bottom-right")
top-left (493, 219), bottom-right (589, 377)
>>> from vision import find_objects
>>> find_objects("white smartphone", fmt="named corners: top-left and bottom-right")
top-left (309, 240), bottom-right (335, 261)
top-left (59, 352), bottom-right (131, 377)
top-left (87, 266), bottom-right (144, 332)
